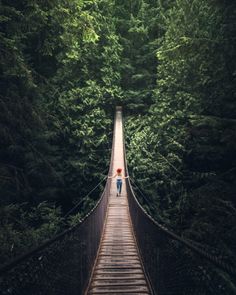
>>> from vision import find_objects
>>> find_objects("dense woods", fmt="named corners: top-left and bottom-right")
top-left (0, 0), bottom-right (236, 278)
top-left (0, 0), bottom-right (119, 263)
top-left (125, 0), bottom-right (236, 265)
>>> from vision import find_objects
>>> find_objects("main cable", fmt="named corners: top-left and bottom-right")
top-left (63, 169), bottom-right (108, 219)
top-left (129, 176), bottom-right (154, 209)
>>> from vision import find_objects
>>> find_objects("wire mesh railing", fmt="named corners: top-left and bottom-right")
top-left (0, 188), bottom-right (109, 295)
top-left (123, 134), bottom-right (236, 294)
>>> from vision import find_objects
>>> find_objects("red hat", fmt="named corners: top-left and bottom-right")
top-left (117, 168), bottom-right (122, 173)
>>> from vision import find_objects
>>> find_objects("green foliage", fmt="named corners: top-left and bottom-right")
top-left (125, 0), bottom-right (236, 268)
top-left (114, 0), bottom-right (161, 112)
top-left (0, 0), bottom-right (121, 263)
top-left (0, 202), bottom-right (63, 265)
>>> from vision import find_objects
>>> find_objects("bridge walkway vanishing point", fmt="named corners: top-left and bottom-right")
top-left (86, 109), bottom-right (151, 294)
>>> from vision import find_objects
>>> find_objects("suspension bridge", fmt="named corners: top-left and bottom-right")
top-left (0, 107), bottom-right (235, 295)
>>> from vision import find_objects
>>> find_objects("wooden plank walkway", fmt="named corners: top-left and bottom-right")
top-left (86, 109), bottom-right (151, 295)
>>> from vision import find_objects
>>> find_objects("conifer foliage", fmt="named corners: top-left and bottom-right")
top-left (0, 0), bottom-right (121, 263)
top-left (125, 0), bottom-right (236, 266)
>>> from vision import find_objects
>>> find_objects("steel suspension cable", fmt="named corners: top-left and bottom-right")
top-left (129, 176), bottom-right (154, 207)
top-left (63, 173), bottom-right (107, 219)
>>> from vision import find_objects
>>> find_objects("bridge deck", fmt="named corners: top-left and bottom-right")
top-left (87, 110), bottom-right (151, 294)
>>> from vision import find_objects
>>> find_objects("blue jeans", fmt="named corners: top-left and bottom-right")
top-left (116, 179), bottom-right (122, 194)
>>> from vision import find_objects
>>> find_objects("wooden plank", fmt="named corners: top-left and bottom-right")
top-left (99, 254), bottom-right (138, 257)
top-left (91, 279), bottom-right (148, 287)
top-left (94, 271), bottom-right (144, 277)
top-left (89, 285), bottom-right (149, 293)
top-left (99, 257), bottom-right (140, 262)
top-left (95, 264), bottom-right (142, 272)
top-left (94, 274), bottom-right (145, 280)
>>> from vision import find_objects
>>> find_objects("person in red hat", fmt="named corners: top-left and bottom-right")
top-left (109, 168), bottom-right (129, 196)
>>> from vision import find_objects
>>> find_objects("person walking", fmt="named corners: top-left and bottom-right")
top-left (108, 168), bottom-right (129, 196)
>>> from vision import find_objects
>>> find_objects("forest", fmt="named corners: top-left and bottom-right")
top-left (0, 0), bottom-right (236, 277)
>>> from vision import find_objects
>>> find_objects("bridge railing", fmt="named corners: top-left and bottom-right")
top-left (0, 117), bottom-right (116, 295)
top-left (123, 124), bottom-right (236, 295)
top-left (0, 184), bottom-right (110, 295)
